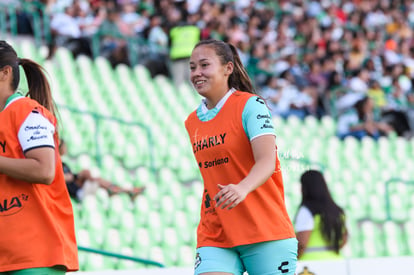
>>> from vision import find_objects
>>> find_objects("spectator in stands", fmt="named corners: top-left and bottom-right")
top-left (48, 3), bottom-right (93, 58)
top-left (0, 40), bottom-right (78, 273)
top-left (380, 77), bottom-right (413, 138)
top-left (5, 0), bottom-right (414, 139)
top-left (59, 139), bottom-right (145, 201)
top-left (97, 6), bottom-right (132, 67)
top-left (337, 96), bottom-right (394, 140)
top-left (185, 39), bottom-right (297, 275)
top-left (142, 13), bottom-right (170, 77)
top-left (168, 5), bottom-right (200, 87)
top-left (295, 170), bottom-right (348, 260)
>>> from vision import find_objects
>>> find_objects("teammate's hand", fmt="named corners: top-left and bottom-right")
top-left (214, 183), bottom-right (248, 210)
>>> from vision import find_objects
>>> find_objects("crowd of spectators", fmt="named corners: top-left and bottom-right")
top-left (4, 0), bottom-right (414, 139)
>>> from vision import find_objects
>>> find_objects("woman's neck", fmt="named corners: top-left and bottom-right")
top-left (0, 90), bottom-right (16, 111)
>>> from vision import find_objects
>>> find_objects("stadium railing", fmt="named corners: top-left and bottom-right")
top-left (57, 104), bottom-right (156, 174)
top-left (0, 1), bottom-right (51, 46)
top-left (78, 245), bottom-right (165, 268)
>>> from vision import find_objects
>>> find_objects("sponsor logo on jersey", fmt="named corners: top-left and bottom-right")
top-left (192, 133), bottom-right (227, 153)
top-left (200, 157), bottom-right (229, 169)
top-left (0, 140), bottom-right (5, 153)
top-left (0, 194), bottom-right (28, 216)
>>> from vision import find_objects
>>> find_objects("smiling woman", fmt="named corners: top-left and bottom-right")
top-left (0, 40), bottom-right (78, 274)
top-left (185, 39), bottom-right (298, 275)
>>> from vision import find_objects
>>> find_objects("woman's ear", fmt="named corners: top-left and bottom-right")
top-left (225, 62), bottom-right (234, 76)
top-left (0, 65), bottom-right (12, 81)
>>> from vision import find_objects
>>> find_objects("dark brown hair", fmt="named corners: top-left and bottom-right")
top-left (297, 170), bottom-right (347, 253)
top-left (194, 39), bottom-right (256, 94)
top-left (0, 40), bottom-right (57, 117)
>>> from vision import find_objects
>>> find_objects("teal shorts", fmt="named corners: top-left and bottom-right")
top-left (194, 238), bottom-right (298, 275)
top-left (0, 266), bottom-right (66, 275)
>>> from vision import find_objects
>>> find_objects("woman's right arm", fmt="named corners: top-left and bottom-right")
top-left (0, 147), bottom-right (56, 184)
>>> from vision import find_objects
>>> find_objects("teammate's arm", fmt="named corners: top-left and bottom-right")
top-left (0, 147), bottom-right (56, 184)
top-left (0, 110), bottom-right (56, 184)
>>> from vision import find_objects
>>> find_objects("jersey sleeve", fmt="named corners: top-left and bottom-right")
top-left (242, 96), bottom-right (276, 141)
top-left (294, 206), bottom-right (314, 232)
top-left (17, 110), bottom-right (56, 153)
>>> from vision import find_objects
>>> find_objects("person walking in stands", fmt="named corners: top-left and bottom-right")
top-left (0, 40), bottom-right (79, 274)
top-left (185, 39), bottom-right (297, 275)
top-left (294, 170), bottom-right (348, 260)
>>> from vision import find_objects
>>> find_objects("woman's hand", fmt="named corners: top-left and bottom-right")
top-left (214, 183), bottom-right (249, 210)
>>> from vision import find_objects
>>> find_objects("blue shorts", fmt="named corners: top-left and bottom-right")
top-left (194, 238), bottom-right (298, 275)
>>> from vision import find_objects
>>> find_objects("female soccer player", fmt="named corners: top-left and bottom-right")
top-left (185, 39), bottom-right (297, 275)
top-left (0, 40), bottom-right (78, 274)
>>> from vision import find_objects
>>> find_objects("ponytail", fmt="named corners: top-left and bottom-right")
top-left (0, 40), bottom-right (59, 134)
top-left (19, 58), bottom-right (57, 117)
top-left (193, 39), bottom-right (256, 94)
top-left (227, 43), bottom-right (256, 94)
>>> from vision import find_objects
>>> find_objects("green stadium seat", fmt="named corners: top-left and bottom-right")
top-left (101, 229), bottom-right (125, 271)
top-left (403, 221), bottom-right (414, 255)
top-left (359, 220), bottom-right (385, 257)
top-left (177, 245), bottom-right (195, 267)
top-left (367, 193), bottom-right (387, 222)
top-left (346, 219), bottom-right (362, 258)
top-left (85, 252), bottom-right (117, 271)
top-left (76, 228), bottom-right (92, 247)
top-left (161, 227), bottom-right (181, 265)
top-left (382, 221), bottom-right (407, 256)
top-left (147, 246), bottom-right (166, 267)
top-left (116, 247), bottom-right (144, 270)
top-left (320, 115), bottom-right (336, 134)
top-left (146, 211), bottom-right (164, 244)
top-left (106, 193), bottom-right (133, 228)
top-left (133, 228), bottom-right (152, 258)
top-left (348, 193), bottom-right (369, 220)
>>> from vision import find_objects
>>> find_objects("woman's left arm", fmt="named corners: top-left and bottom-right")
top-left (0, 147), bottom-right (56, 184)
top-left (214, 135), bottom-right (276, 210)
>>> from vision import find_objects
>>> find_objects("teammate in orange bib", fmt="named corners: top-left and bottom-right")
top-left (0, 41), bottom-right (78, 273)
top-left (185, 39), bottom-right (297, 275)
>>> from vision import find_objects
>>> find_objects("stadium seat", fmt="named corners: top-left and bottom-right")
top-left (133, 228), bottom-right (153, 258)
top-left (178, 245), bottom-right (195, 267)
top-left (84, 252), bottom-right (116, 271)
top-left (102, 228), bottom-right (123, 262)
top-left (147, 246), bottom-right (165, 267)
top-left (382, 220), bottom-right (407, 256)
top-left (347, 193), bottom-right (369, 220)
top-left (403, 221), bottom-right (414, 255)
top-left (106, 193), bottom-right (133, 228)
top-left (161, 227), bottom-right (181, 266)
top-left (359, 220), bottom-right (385, 257)
top-left (367, 193), bottom-right (387, 222)
top-left (116, 247), bottom-right (145, 270)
